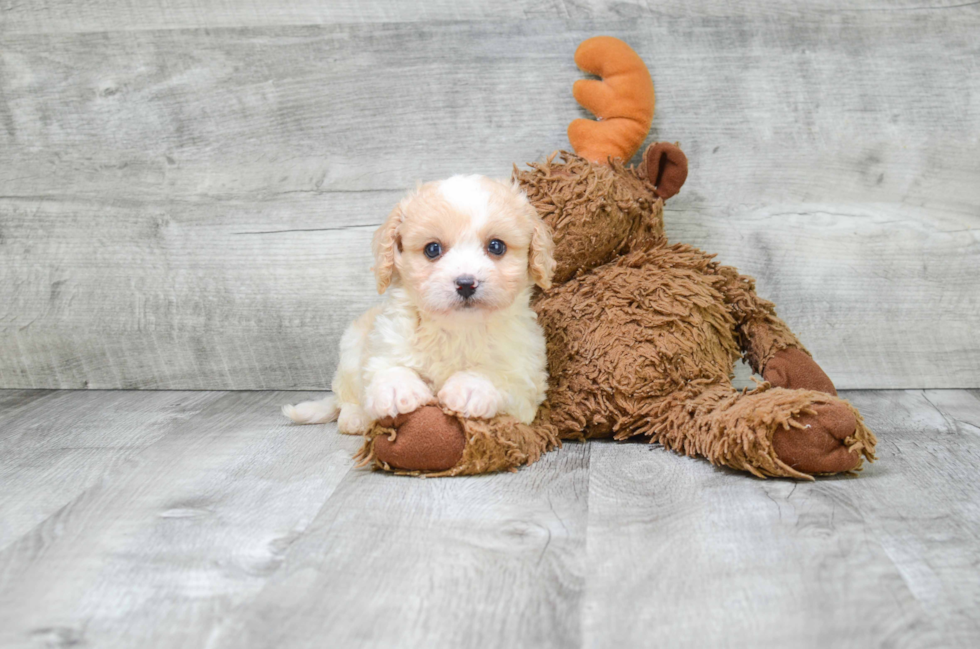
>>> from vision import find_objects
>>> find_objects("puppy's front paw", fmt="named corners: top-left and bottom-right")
top-left (337, 404), bottom-right (372, 435)
top-left (438, 372), bottom-right (503, 419)
top-left (364, 368), bottom-right (435, 420)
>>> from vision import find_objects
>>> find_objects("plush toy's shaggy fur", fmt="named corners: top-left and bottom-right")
top-left (354, 36), bottom-right (877, 480)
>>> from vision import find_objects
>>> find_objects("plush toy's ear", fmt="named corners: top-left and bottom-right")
top-left (643, 142), bottom-right (688, 199)
top-left (528, 212), bottom-right (556, 290)
top-left (371, 203), bottom-right (404, 294)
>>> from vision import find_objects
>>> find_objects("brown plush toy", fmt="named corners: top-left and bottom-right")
top-left (356, 37), bottom-right (877, 480)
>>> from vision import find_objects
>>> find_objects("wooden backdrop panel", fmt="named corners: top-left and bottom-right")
top-left (1, 7), bottom-right (978, 389)
top-left (3, 1), bottom-right (975, 33)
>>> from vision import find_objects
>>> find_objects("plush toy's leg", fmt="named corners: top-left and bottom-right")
top-left (646, 382), bottom-right (876, 479)
top-left (354, 406), bottom-right (560, 477)
top-left (715, 266), bottom-right (838, 394)
top-left (762, 346), bottom-right (837, 395)
top-left (361, 406), bottom-right (467, 472)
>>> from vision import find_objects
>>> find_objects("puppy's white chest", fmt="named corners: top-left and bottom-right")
top-left (412, 323), bottom-right (497, 386)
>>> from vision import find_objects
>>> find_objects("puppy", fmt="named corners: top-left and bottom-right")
top-left (283, 175), bottom-right (555, 434)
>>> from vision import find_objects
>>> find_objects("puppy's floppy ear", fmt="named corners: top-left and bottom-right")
top-left (372, 203), bottom-right (404, 294)
top-left (527, 208), bottom-right (556, 290)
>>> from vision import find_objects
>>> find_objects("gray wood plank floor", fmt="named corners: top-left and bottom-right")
top-left (0, 389), bottom-right (977, 648)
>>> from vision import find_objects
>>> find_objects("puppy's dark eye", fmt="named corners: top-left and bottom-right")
top-left (423, 242), bottom-right (442, 259)
top-left (487, 239), bottom-right (506, 256)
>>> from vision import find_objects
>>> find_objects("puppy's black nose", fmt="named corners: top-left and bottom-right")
top-left (455, 275), bottom-right (478, 299)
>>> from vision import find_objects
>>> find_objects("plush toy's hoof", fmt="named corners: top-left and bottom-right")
top-left (764, 347), bottom-right (837, 396)
top-left (773, 401), bottom-right (861, 474)
top-left (373, 406), bottom-right (466, 472)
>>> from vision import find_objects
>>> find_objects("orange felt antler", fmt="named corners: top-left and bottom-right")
top-left (567, 36), bottom-right (655, 164)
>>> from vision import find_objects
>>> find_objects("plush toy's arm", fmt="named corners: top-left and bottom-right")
top-left (356, 405), bottom-right (560, 476)
top-left (719, 266), bottom-right (802, 373)
top-left (715, 266), bottom-right (838, 395)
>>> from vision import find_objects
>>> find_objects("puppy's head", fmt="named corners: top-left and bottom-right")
top-left (372, 175), bottom-right (554, 316)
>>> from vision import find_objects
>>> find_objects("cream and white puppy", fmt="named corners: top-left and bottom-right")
top-left (282, 175), bottom-right (555, 433)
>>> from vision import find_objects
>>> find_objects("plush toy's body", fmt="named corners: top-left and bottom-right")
top-left (355, 37), bottom-right (877, 480)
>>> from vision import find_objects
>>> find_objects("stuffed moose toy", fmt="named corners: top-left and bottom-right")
top-left (354, 37), bottom-right (877, 480)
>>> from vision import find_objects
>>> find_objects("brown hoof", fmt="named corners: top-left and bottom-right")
top-left (773, 401), bottom-right (861, 474)
top-left (763, 347), bottom-right (837, 396)
top-left (373, 406), bottom-right (466, 472)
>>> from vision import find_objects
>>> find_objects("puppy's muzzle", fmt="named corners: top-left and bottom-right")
top-left (455, 275), bottom-right (478, 299)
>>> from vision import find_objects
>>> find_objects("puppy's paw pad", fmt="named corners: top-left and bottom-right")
top-left (392, 382), bottom-right (433, 415)
top-left (438, 373), bottom-right (502, 419)
top-left (338, 405), bottom-right (371, 435)
top-left (437, 384), bottom-right (470, 413)
top-left (364, 389), bottom-right (394, 420)
top-left (396, 389), bottom-right (427, 413)
top-left (464, 391), bottom-right (499, 418)
top-left (454, 385), bottom-right (499, 418)
top-left (365, 370), bottom-right (434, 419)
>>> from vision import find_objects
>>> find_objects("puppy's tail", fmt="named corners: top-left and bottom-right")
top-left (282, 395), bottom-right (341, 425)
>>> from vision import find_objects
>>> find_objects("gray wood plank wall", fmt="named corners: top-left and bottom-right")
top-left (1, 2), bottom-right (978, 390)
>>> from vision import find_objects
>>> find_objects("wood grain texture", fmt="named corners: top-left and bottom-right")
top-left (2, 1), bottom-right (975, 33)
top-left (0, 0), bottom-right (539, 33)
top-left (210, 441), bottom-right (590, 649)
top-left (841, 389), bottom-right (980, 647)
top-left (0, 389), bottom-right (219, 549)
top-left (1, 7), bottom-right (978, 389)
top-left (0, 388), bottom-right (978, 647)
top-left (0, 390), bottom-right (362, 648)
top-left (583, 388), bottom-right (980, 648)
top-left (0, 195), bottom-right (384, 390)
